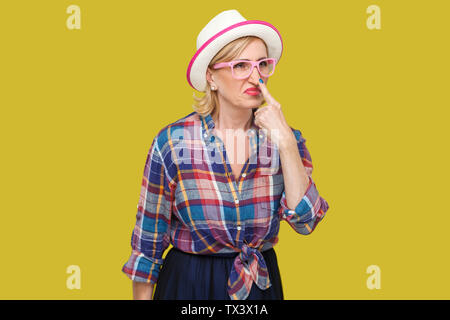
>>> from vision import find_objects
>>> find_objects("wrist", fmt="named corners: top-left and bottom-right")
top-left (278, 130), bottom-right (297, 151)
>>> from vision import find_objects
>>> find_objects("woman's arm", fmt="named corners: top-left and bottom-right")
top-left (277, 129), bottom-right (329, 235)
top-left (133, 281), bottom-right (154, 300)
top-left (278, 132), bottom-right (310, 209)
top-left (253, 80), bottom-right (329, 235)
top-left (121, 135), bottom-right (175, 298)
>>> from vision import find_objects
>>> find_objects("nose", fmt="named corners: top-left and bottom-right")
top-left (248, 65), bottom-right (261, 84)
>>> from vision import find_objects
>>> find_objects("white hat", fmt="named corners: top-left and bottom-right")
top-left (186, 9), bottom-right (283, 92)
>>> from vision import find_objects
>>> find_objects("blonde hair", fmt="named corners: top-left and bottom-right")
top-left (192, 36), bottom-right (268, 118)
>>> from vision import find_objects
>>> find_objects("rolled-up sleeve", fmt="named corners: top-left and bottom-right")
top-left (121, 137), bottom-right (174, 284)
top-left (278, 129), bottom-right (329, 235)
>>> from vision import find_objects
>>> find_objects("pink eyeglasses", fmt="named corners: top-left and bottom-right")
top-left (212, 58), bottom-right (277, 80)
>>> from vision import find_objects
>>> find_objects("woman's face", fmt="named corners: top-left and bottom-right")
top-left (207, 38), bottom-right (269, 110)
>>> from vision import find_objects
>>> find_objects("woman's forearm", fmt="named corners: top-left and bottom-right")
top-left (132, 281), bottom-right (154, 300)
top-left (278, 133), bottom-right (310, 210)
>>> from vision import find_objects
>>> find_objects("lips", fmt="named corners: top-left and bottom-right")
top-left (244, 88), bottom-right (261, 94)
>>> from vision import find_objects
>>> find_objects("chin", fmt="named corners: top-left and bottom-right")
top-left (235, 96), bottom-right (263, 109)
top-left (250, 99), bottom-right (264, 108)
top-left (246, 97), bottom-right (264, 106)
top-left (240, 103), bottom-right (260, 109)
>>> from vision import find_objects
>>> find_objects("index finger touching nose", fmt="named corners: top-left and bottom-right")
top-left (257, 78), bottom-right (276, 105)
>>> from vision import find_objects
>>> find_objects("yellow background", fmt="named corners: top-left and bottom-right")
top-left (1, 0), bottom-right (449, 299)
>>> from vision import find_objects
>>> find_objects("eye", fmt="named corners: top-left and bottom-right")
top-left (234, 62), bottom-right (245, 69)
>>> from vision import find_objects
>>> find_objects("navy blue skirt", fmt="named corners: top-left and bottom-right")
top-left (153, 246), bottom-right (284, 300)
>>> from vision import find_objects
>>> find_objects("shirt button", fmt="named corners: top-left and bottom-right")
top-left (237, 226), bottom-right (242, 231)
top-left (241, 173), bottom-right (246, 177)
top-left (234, 199), bottom-right (239, 204)
top-left (203, 132), bottom-right (208, 138)
top-left (259, 133), bottom-right (264, 138)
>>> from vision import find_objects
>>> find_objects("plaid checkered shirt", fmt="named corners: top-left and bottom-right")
top-left (122, 111), bottom-right (329, 300)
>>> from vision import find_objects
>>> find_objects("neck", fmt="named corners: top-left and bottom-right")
top-left (212, 104), bottom-right (254, 132)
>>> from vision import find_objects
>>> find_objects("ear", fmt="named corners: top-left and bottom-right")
top-left (206, 67), bottom-right (213, 83)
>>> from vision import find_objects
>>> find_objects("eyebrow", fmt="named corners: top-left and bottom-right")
top-left (238, 57), bottom-right (267, 61)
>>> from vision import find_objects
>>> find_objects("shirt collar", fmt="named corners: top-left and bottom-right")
top-left (203, 112), bottom-right (215, 132)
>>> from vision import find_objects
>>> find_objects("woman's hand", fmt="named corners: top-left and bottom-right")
top-left (253, 79), bottom-right (296, 150)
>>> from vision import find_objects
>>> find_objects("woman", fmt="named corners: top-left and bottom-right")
top-left (122, 9), bottom-right (329, 300)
